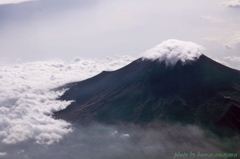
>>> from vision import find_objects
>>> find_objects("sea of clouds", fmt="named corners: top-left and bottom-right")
top-left (0, 55), bottom-right (134, 156)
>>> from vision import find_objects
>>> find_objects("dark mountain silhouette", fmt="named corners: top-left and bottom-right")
top-left (54, 55), bottom-right (240, 136)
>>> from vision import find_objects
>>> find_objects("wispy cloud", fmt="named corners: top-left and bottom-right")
top-left (0, 0), bottom-right (34, 5)
top-left (199, 16), bottom-right (225, 23)
top-left (224, 56), bottom-right (240, 62)
top-left (222, 0), bottom-right (240, 8)
top-left (224, 34), bottom-right (240, 49)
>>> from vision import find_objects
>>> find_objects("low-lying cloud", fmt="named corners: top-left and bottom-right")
top-left (0, 122), bottom-right (239, 159)
top-left (0, 55), bottom-right (134, 147)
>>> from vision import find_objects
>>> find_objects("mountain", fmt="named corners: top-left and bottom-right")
top-left (54, 40), bottom-right (240, 136)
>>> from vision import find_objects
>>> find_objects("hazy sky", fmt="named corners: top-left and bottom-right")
top-left (0, 0), bottom-right (240, 68)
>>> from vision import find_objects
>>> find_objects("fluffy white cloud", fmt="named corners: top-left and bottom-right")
top-left (0, 55), bottom-right (134, 145)
top-left (141, 39), bottom-right (204, 66)
top-left (222, 0), bottom-right (240, 8)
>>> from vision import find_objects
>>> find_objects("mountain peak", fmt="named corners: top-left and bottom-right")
top-left (141, 39), bottom-right (204, 66)
top-left (55, 46), bottom-right (240, 137)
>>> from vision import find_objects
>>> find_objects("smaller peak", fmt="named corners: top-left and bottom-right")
top-left (141, 39), bottom-right (205, 66)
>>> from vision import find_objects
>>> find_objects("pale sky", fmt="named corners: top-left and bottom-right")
top-left (0, 0), bottom-right (240, 68)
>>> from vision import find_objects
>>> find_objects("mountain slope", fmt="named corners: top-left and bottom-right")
top-left (54, 54), bottom-right (240, 135)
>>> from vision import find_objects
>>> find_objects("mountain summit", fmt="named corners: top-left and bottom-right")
top-left (141, 39), bottom-right (204, 66)
top-left (55, 40), bottom-right (240, 136)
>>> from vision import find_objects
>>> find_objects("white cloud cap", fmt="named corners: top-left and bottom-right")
top-left (141, 39), bottom-right (204, 66)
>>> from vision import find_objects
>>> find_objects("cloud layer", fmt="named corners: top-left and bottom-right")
top-left (0, 55), bottom-right (134, 147)
top-left (0, 122), bottom-right (239, 159)
top-left (141, 39), bottom-right (204, 66)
